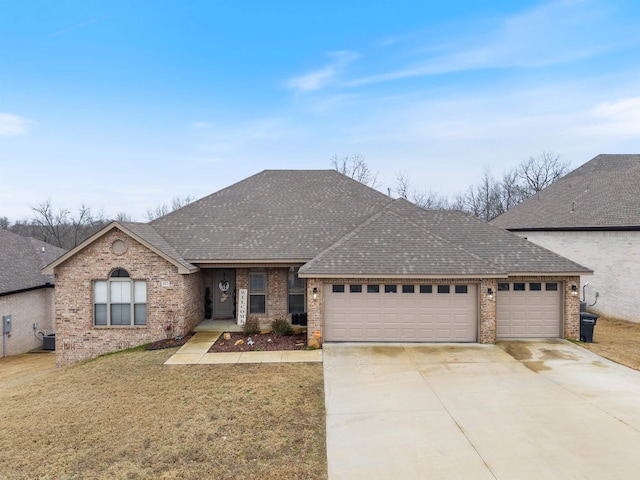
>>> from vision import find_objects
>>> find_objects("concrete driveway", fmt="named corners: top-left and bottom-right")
top-left (323, 340), bottom-right (640, 479)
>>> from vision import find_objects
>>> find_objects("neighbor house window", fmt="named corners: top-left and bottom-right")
top-left (249, 272), bottom-right (266, 314)
top-left (288, 269), bottom-right (305, 314)
top-left (93, 269), bottom-right (146, 326)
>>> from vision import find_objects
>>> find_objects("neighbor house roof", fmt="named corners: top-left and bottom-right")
top-left (300, 199), bottom-right (592, 278)
top-left (150, 170), bottom-right (393, 262)
top-left (42, 222), bottom-right (198, 275)
top-left (0, 229), bottom-right (66, 295)
top-left (491, 154), bottom-right (640, 230)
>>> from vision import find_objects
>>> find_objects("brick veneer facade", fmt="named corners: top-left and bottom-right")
top-left (53, 225), bottom-right (581, 365)
top-left (54, 228), bottom-right (204, 366)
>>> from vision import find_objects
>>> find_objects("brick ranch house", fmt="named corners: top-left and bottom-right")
top-left (43, 170), bottom-right (592, 366)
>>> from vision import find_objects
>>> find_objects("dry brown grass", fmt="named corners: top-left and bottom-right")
top-left (580, 316), bottom-right (640, 371)
top-left (0, 348), bottom-right (327, 480)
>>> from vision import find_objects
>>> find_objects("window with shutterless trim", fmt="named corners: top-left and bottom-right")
top-left (419, 285), bottom-right (432, 294)
top-left (350, 285), bottom-right (362, 293)
top-left (332, 284), bottom-right (345, 293)
top-left (93, 269), bottom-right (146, 326)
top-left (384, 285), bottom-right (397, 293)
top-left (529, 283), bottom-right (542, 291)
top-left (249, 272), bottom-right (267, 314)
top-left (513, 283), bottom-right (525, 291)
top-left (455, 285), bottom-right (468, 294)
top-left (367, 285), bottom-right (380, 293)
top-left (402, 285), bottom-right (415, 293)
top-left (497, 283), bottom-right (509, 291)
top-left (437, 285), bottom-right (450, 294)
top-left (546, 283), bottom-right (558, 291)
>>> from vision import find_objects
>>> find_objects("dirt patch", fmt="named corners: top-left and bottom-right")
top-left (209, 332), bottom-right (308, 353)
top-left (539, 348), bottom-right (579, 361)
top-left (0, 348), bottom-right (327, 479)
top-left (145, 332), bottom-right (194, 350)
top-left (580, 316), bottom-right (640, 371)
top-left (522, 361), bottom-right (551, 373)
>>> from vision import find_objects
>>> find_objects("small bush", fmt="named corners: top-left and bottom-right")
top-left (242, 317), bottom-right (261, 336)
top-left (271, 318), bottom-right (293, 336)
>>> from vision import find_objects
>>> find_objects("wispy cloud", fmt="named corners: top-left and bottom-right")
top-left (0, 113), bottom-right (33, 136)
top-left (190, 121), bottom-right (213, 129)
top-left (296, 1), bottom-right (624, 90)
top-left (570, 96), bottom-right (640, 137)
top-left (286, 51), bottom-right (359, 92)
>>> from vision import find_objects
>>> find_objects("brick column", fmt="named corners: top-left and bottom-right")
top-left (306, 279), bottom-right (323, 344)
top-left (479, 279), bottom-right (497, 344)
top-left (564, 276), bottom-right (580, 340)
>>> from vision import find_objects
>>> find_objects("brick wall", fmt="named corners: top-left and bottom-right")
top-left (54, 228), bottom-right (202, 366)
top-left (0, 287), bottom-right (55, 356)
top-left (236, 267), bottom-right (289, 324)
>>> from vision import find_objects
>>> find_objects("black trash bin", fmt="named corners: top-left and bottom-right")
top-left (580, 313), bottom-right (598, 342)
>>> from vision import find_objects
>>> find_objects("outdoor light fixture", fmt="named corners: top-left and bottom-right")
top-left (572, 285), bottom-right (578, 296)
top-left (312, 287), bottom-right (318, 300)
top-left (487, 288), bottom-right (494, 300)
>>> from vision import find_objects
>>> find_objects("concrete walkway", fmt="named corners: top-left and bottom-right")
top-left (323, 340), bottom-right (640, 479)
top-left (164, 331), bottom-right (322, 364)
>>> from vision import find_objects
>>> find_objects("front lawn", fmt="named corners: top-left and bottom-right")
top-left (0, 348), bottom-right (327, 479)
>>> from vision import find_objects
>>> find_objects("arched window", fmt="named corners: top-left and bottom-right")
top-left (93, 269), bottom-right (146, 326)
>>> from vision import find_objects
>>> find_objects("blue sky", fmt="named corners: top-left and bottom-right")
top-left (2, 0), bottom-right (640, 221)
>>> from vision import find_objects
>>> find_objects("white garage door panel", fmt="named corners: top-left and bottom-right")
top-left (497, 283), bottom-right (561, 338)
top-left (324, 284), bottom-right (477, 342)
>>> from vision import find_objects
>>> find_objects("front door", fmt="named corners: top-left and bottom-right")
top-left (213, 269), bottom-right (236, 319)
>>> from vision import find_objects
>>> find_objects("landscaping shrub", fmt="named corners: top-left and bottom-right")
top-left (242, 317), bottom-right (261, 336)
top-left (271, 318), bottom-right (293, 336)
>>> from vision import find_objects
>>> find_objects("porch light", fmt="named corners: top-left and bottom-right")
top-left (572, 285), bottom-right (578, 296)
top-left (487, 288), bottom-right (494, 301)
top-left (312, 287), bottom-right (318, 300)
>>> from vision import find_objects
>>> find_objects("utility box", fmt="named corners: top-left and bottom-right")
top-left (2, 315), bottom-right (11, 334)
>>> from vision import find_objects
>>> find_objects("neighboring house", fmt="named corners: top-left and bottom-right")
top-left (43, 170), bottom-right (591, 366)
top-left (491, 154), bottom-right (640, 323)
top-left (0, 229), bottom-right (66, 356)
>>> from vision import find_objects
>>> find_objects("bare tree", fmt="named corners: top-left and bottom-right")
top-left (331, 154), bottom-right (380, 188)
top-left (171, 195), bottom-right (194, 211)
top-left (115, 212), bottom-right (132, 222)
top-left (0, 216), bottom-right (10, 230)
top-left (518, 151), bottom-right (570, 195)
top-left (395, 171), bottom-right (449, 209)
top-left (144, 203), bottom-right (170, 222)
top-left (32, 200), bottom-right (70, 247)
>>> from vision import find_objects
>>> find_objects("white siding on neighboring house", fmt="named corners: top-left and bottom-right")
top-left (514, 231), bottom-right (639, 323)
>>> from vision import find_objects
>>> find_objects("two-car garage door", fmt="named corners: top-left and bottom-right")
top-left (324, 283), bottom-right (477, 342)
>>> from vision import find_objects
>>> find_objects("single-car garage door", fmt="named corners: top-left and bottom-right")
top-left (324, 283), bottom-right (477, 342)
top-left (496, 281), bottom-right (562, 338)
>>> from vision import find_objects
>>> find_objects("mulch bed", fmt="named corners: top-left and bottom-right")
top-left (208, 332), bottom-right (307, 353)
top-left (145, 333), bottom-right (194, 350)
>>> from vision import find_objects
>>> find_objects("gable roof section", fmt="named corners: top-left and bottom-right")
top-left (150, 170), bottom-right (393, 262)
top-left (491, 154), bottom-right (640, 230)
top-left (300, 199), bottom-right (592, 278)
top-left (0, 229), bottom-right (66, 295)
top-left (42, 222), bottom-right (198, 275)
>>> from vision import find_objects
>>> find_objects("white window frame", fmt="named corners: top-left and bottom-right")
top-left (94, 269), bottom-right (146, 326)
top-left (249, 271), bottom-right (267, 315)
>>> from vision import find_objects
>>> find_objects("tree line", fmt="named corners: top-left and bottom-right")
top-left (2, 153), bottom-right (568, 250)
top-left (333, 151), bottom-right (570, 220)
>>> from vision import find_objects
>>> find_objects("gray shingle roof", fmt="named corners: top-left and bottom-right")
top-left (0, 229), bottom-right (66, 295)
top-left (491, 154), bottom-right (640, 230)
top-left (119, 222), bottom-right (197, 273)
top-left (151, 170), bottom-right (393, 261)
top-left (300, 199), bottom-right (591, 277)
